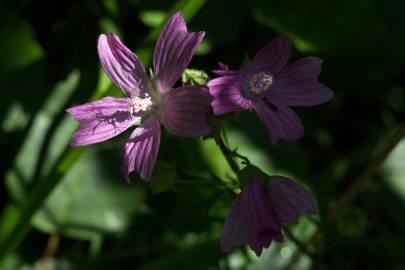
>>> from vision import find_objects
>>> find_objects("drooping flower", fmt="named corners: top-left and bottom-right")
top-left (220, 174), bottom-right (319, 256)
top-left (208, 36), bottom-right (334, 144)
top-left (66, 12), bottom-right (211, 182)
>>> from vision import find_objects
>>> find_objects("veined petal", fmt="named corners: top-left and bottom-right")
top-left (153, 12), bottom-right (205, 93)
top-left (252, 101), bottom-right (304, 144)
top-left (249, 36), bottom-right (291, 73)
top-left (208, 75), bottom-right (250, 115)
top-left (267, 176), bottom-right (319, 224)
top-left (243, 178), bottom-right (280, 233)
top-left (98, 33), bottom-right (150, 96)
top-left (66, 97), bottom-right (133, 146)
top-left (123, 116), bottom-right (161, 182)
top-left (220, 195), bottom-right (252, 252)
top-left (162, 86), bottom-right (211, 137)
top-left (266, 57), bottom-right (334, 106)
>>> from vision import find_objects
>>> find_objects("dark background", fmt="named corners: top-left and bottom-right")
top-left (1, 0), bottom-right (405, 269)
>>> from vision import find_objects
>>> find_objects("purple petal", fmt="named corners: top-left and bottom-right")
top-left (266, 57), bottom-right (334, 106)
top-left (242, 178), bottom-right (281, 256)
top-left (220, 195), bottom-right (252, 253)
top-left (162, 86), bottom-right (212, 137)
top-left (252, 101), bottom-right (304, 144)
top-left (123, 116), bottom-right (161, 182)
top-left (243, 178), bottom-right (281, 233)
top-left (98, 33), bottom-right (150, 96)
top-left (249, 36), bottom-right (292, 73)
top-left (66, 97), bottom-right (133, 146)
top-left (153, 12), bottom-right (205, 93)
top-left (212, 62), bottom-right (241, 76)
top-left (208, 74), bottom-right (250, 115)
top-left (267, 176), bottom-right (319, 224)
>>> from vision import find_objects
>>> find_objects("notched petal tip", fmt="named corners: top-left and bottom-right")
top-left (153, 13), bottom-right (205, 92)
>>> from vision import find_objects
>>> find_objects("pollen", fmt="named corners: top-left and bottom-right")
top-left (128, 94), bottom-right (153, 115)
top-left (250, 72), bottom-right (273, 94)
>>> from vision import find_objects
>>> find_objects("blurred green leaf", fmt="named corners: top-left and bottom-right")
top-left (198, 138), bottom-right (236, 181)
top-left (0, 11), bottom-right (43, 73)
top-left (383, 138), bottom-right (405, 200)
top-left (32, 149), bottom-right (145, 239)
top-left (139, 10), bottom-right (165, 27)
top-left (6, 71), bottom-right (80, 198)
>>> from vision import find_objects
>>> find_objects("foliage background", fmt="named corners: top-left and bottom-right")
top-left (1, 0), bottom-right (405, 269)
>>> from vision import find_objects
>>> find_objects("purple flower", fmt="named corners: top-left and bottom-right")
top-left (208, 36), bottom-right (334, 144)
top-left (220, 175), bottom-right (319, 256)
top-left (66, 12), bottom-right (211, 182)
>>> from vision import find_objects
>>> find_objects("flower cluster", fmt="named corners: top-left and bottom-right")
top-left (66, 12), bottom-right (333, 256)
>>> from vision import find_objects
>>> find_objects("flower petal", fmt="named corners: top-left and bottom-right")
top-left (249, 36), bottom-right (291, 73)
top-left (66, 97), bottom-right (133, 146)
top-left (267, 176), bottom-right (319, 224)
top-left (243, 178), bottom-right (281, 233)
top-left (252, 101), bottom-right (304, 144)
top-left (208, 74), bottom-right (250, 115)
top-left (266, 57), bottom-right (334, 106)
top-left (162, 86), bottom-right (212, 137)
top-left (98, 33), bottom-right (150, 96)
top-left (220, 195), bottom-right (252, 253)
top-left (123, 116), bottom-right (161, 182)
top-left (153, 12), bottom-right (205, 93)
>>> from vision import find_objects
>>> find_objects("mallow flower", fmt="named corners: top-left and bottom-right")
top-left (220, 173), bottom-right (319, 256)
top-left (66, 12), bottom-right (211, 182)
top-left (208, 36), bottom-right (334, 144)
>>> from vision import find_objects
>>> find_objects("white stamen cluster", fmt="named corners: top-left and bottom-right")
top-left (129, 94), bottom-right (153, 115)
top-left (250, 72), bottom-right (273, 94)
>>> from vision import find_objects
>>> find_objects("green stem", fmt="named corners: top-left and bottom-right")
top-left (215, 137), bottom-right (240, 174)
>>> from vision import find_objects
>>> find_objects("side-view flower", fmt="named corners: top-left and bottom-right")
top-left (220, 170), bottom-right (319, 256)
top-left (208, 36), bottom-right (334, 144)
top-left (66, 12), bottom-right (211, 182)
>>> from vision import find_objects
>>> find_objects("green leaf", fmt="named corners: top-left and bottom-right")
top-left (181, 69), bottom-right (209, 86)
top-left (32, 149), bottom-right (145, 239)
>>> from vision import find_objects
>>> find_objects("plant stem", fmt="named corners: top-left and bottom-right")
top-left (215, 137), bottom-right (240, 174)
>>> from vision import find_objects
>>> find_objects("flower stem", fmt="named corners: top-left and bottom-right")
top-left (215, 136), bottom-right (240, 174)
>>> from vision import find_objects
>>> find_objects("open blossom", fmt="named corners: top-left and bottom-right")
top-left (208, 36), bottom-right (334, 144)
top-left (220, 175), bottom-right (319, 256)
top-left (66, 12), bottom-right (211, 182)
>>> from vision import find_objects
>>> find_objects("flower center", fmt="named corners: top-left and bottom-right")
top-left (128, 94), bottom-right (153, 115)
top-left (249, 72), bottom-right (273, 94)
